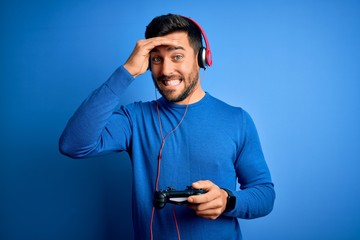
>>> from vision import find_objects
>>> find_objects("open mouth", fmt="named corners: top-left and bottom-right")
top-left (163, 79), bottom-right (182, 86)
top-left (159, 75), bottom-right (183, 87)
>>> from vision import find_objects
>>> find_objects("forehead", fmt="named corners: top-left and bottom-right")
top-left (152, 31), bottom-right (191, 52)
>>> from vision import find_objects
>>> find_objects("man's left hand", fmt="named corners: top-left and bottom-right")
top-left (187, 180), bottom-right (229, 220)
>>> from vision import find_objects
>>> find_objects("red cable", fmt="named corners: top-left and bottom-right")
top-left (172, 206), bottom-right (181, 239)
top-left (150, 207), bottom-right (155, 240)
top-left (151, 100), bottom-right (189, 240)
top-left (150, 72), bottom-right (205, 240)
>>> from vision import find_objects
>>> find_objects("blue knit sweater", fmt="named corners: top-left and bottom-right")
top-left (59, 66), bottom-right (275, 240)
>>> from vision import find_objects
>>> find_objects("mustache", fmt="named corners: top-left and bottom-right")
top-left (157, 75), bottom-right (183, 82)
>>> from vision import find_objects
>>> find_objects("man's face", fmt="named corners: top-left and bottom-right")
top-left (150, 31), bottom-right (200, 104)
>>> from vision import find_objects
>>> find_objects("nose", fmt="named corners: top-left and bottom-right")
top-left (160, 58), bottom-right (174, 76)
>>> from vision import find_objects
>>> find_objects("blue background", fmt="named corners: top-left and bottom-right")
top-left (1, 0), bottom-right (360, 239)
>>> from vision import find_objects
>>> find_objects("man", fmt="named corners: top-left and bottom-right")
top-left (59, 13), bottom-right (275, 240)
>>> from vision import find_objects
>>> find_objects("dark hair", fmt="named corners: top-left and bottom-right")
top-left (145, 14), bottom-right (203, 54)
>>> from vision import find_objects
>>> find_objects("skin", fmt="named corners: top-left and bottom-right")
top-left (123, 32), bottom-right (229, 219)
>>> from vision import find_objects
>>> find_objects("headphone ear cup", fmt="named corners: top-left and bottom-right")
top-left (198, 47), bottom-right (206, 69)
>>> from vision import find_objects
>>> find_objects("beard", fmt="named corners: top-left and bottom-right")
top-left (152, 69), bottom-right (200, 103)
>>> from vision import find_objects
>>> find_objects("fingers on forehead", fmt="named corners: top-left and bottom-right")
top-left (150, 37), bottom-right (179, 48)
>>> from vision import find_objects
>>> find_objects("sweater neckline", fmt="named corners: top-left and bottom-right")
top-left (158, 92), bottom-right (211, 109)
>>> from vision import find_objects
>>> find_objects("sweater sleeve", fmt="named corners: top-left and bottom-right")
top-left (224, 111), bottom-right (275, 219)
top-left (58, 65), bottom-right (135, 158)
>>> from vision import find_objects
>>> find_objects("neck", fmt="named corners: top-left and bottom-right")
top-left (177, 85), bottom-right (205, 105)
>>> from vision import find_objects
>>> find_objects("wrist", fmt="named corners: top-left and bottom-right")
top-left (123, 63), bottom-right (140, 78)
top-left (221, 188), bottom-right (236, 212)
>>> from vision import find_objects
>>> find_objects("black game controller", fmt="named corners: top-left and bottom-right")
top-left (153, 186), bottom-right (206, 209)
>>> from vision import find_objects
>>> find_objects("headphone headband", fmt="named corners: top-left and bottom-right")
top-left (182, 16), bottom-right (213, 68)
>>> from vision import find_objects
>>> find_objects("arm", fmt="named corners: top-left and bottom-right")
top-left (230, 111), bottom-right (275, 219)
top-left (59, 36), bottom-right (182, 158)
top-left (187, 181), bottom-right (274, 220)
top-left (188, 111), bottom-right (275, 220)
top-left (58, 66), bottom-right (135, 158)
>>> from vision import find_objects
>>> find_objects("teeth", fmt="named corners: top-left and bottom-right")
top-left (164, 80), bottom-right (181, 86)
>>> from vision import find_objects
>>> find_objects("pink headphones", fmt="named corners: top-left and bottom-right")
top-left (182, 16), bottom-right (213, 69)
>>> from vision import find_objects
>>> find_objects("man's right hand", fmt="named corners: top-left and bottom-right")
top-left (123, 37), bottom-right (180, 78)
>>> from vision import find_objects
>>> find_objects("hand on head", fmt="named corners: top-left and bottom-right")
top-left (123, 37), bottom-right (180, 78)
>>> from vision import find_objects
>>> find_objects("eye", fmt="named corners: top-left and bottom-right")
top-left (174, 54), bottom-right (183, 61)
top-left (151, 56), bottom-right (162, 64)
